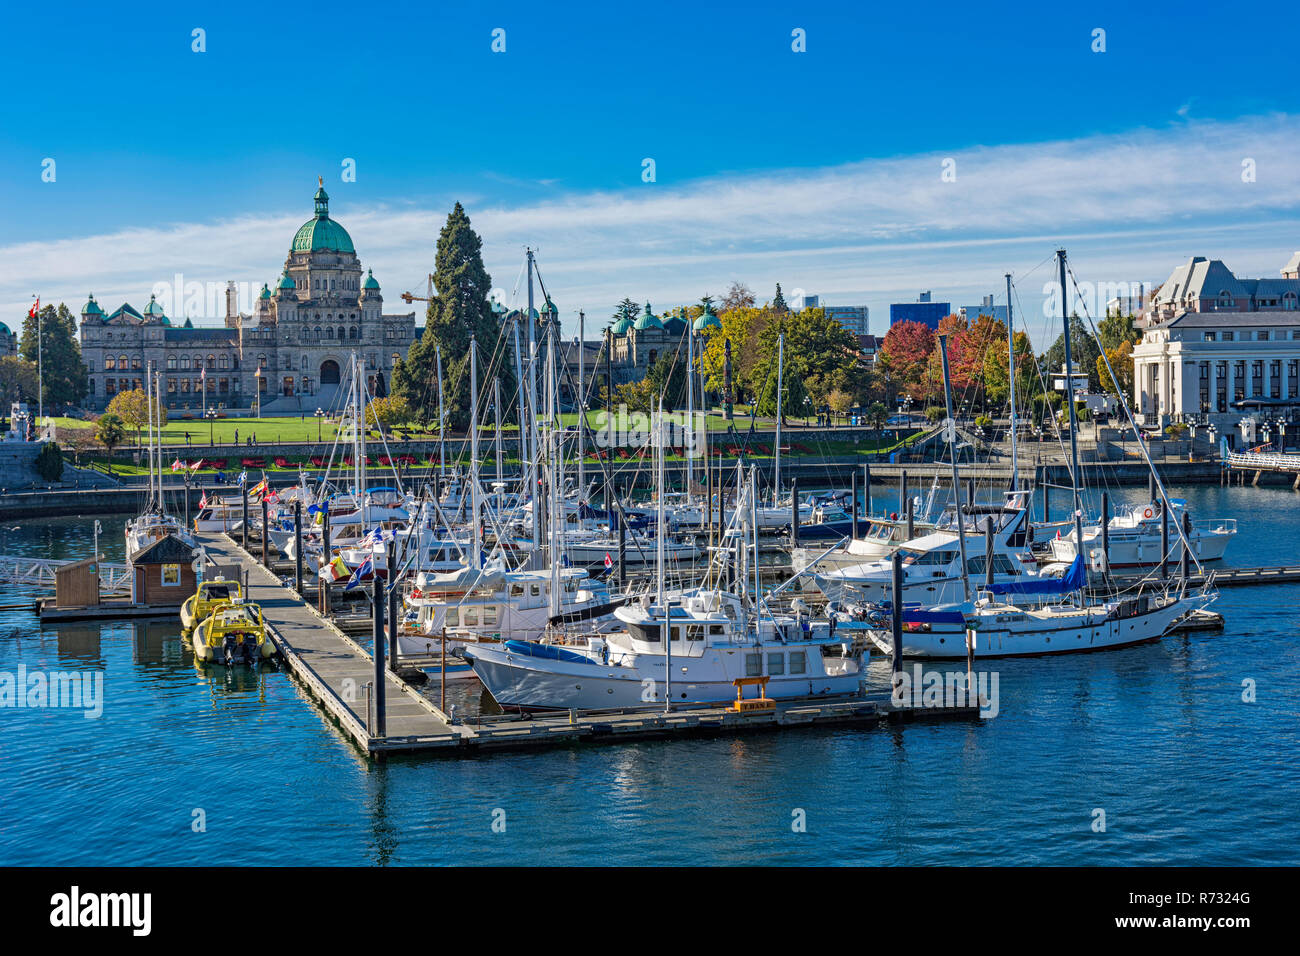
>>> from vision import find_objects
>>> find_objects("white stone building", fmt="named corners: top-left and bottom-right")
top-left (1131, 253), bottom-right (1300, 438)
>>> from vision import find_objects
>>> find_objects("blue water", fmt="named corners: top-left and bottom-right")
top-left (1, 484), bottom-right (1297, 865)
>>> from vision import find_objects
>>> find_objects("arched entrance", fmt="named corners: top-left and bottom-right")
top-left (320, 360), bottom-right (341, 385)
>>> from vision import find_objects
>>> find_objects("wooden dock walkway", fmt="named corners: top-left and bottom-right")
top-left (198, 533), bottom-right (463, 753)
top-left (197, 532), bottom-right (982, 757)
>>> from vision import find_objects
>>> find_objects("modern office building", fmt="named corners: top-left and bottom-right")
top-left (1131, 253), bottom-right (1300, 435)
top-left (889, 291), bottom-right (950, 329)
top-left (792, 294), bottom-right (870, 335)
top-left (959, 294), bottom-right (1008, 323)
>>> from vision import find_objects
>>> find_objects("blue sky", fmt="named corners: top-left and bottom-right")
top-left (3, 1), bottom-right (1299, 346)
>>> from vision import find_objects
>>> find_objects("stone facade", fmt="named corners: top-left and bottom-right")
top-left (1132, 252), bottom-right (1300, 433)
top-left (79, 183), bottom-right (416, 412)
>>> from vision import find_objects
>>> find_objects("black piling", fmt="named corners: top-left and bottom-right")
top-left (261, 496), bottom-right (269, 567)
top-left (1181, 511), bottom-right (1191, 582)
top-left (372, 568), bottom-right (386, 737)
top-left (293, 500), bottom-right (303, 594)
top-left (890, 550), bottom-right (904, 673)
top-left (790, 477), bottom-right (800, 547)
top-left (241, 486), bottom-right (249, 551)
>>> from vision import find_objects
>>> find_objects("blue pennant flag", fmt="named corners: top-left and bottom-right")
top-left (237, 471), bottom-right (248, 486)
top-left (345, 554), bottom-right (372, 591)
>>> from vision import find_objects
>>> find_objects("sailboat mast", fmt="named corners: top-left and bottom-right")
top-left (494, 377), bottom-right (503, 492)
top-left (938, 333), bottom-right (972, 602)
top-left (773, 331), bottom-right (784, 507)
top-left (685, 322), bottom-right (694, 502)
top-left (548, 317), bottom-right (561, 615)
top-left (435, 345), bottom-right (446, 492)
top-left (656, 399), bottom-right (669, 712)
top-left (1006, 272), bottom-right (1018, 491)
top-left (577, 310), bottom-right (585, 502)
top-left (1056, 249), bottom-right (1088, 590)
top-left (470, 337), bottom-right (481, 570)
top-left (527, 249), bottom-right (541, 555)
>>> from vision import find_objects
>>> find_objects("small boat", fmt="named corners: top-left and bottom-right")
top-left (192, 600), bottom-right (273, 665)
top-left (180, 578), bottom-right (244, 636)
top-left (1044, 498), bottom-right (1236, 568)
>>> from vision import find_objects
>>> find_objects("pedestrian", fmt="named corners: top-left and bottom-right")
top-left (185, 431), bottom-right (191, 445)
top-left (234, 428), bottom-right (239, 444)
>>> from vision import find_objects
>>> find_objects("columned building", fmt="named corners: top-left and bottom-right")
top-left (1132, 253), bottom-right (1300, 437)
top-left (79, 182), bottom-right (417, 412)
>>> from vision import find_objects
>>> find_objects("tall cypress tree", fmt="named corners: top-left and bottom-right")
top-left (19, 303), bottom-right (87, 408)
top-left (773, 283), bottom-right (787, 313)
top-left (392, 203), bottom-right (515, 429)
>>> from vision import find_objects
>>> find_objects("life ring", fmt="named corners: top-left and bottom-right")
top-left (1143, 507), bottom-right (1153, 519)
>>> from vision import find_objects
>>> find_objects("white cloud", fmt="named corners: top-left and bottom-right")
top-left (6, 114), bottom-right (1299, 349)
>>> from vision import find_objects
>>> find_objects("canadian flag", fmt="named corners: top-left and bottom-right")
top-left (171, 459), bottom-right (184, 472)
top-left (198, 492), bottom-right (208, 509)
top-left (604, 553), bottom-right (613, 570)
top-left (28, 298), bottom-right (39, 318)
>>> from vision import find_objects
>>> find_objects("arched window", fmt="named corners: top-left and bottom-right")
top-left (326, 327), bottom-right (334, 339)
top-left (1285, 292), bottom-right (1298, 311)
top-left (258, 354), bottom-right (266, 368)
top-left (206, 354), bottom-right (215, 369)
top-left (180, 356), bottom-right (190, 370)
top-left (119, 355), bottom-right (128, 370)
top-left (339, 327), bottom-right (347, 341)
top-left (315, 326), bottom-right (322, 338)
top-left (166, 356), bottom-right (176, 370)
top-left (301, 355), bottom-right (308, 371)
top-left (219, 354), bottom-right (228, 370)
top-left (1218, 290), bottom-right (1233, 308)
top-left (349, 327), bottom-right (358, 340)
top-left (194, 355), bottom-right (203, 370)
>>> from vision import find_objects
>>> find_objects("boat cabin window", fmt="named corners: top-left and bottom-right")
top-left (483, 605), bottom-right (498, 626)
top-left (686, 625), bottom-right (705, 640)
top-left (768, 652), bottom-right (785, 675)
top-left (709, 624), bottom-right (725, 636)
top-left (745, 653), bottom-right (762, 677)
top-left (670, 626), bottom-right (681, 642)
top-left (789, 651), bottom-right (807, 675)
top-left (204, 585), bottom-right (230, 600)
top-left (966, 554), bottom-right (1020, 575)
top-left (462, 607), bottom-right (479, 626)
top-left (564, 580), bottom-right (577, 592)
top-left (530, 585), bottom-right (540, 597)
top-left (446, 608), bottom-right (459, 627)
top-left (902, 549), bottom-right (956, 566)
top-left (510, 585), bottom-right (524, 597)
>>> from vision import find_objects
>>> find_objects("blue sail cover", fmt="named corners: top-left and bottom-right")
top-left (987, 554), bottom-right (1085, 595)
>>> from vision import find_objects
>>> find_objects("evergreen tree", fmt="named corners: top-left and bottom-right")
top-left (392, 203), bottom-right (514, 429)
top-left (773, 283), bottom-right (787, 313)
top-left (612, 298), bottom-right (641, 325)
top-left (19, 303), bottom-right (87, 408)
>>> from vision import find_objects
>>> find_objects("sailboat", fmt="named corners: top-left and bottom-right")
top-left (865, 251), bottom-right (1216, 658)
top-left (461, 427), bottom-right (864, 710)
top-left (125, 362), bottom-right (196, 556)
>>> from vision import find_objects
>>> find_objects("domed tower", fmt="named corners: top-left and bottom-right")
top-left (360, 268), bottom-right (383, 325)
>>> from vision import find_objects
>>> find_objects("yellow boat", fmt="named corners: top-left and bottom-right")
top-left (180, 579), bottom-right (243, 637)
top-left (192, 600), bottom-right (273, 665)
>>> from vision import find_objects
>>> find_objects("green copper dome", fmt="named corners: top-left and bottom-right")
top-left (662, 309), bottom-right (688, 335)
top-left (143, 293), bottom-right (170, 325)
top-left (258, 283), bottom-right (271, 300)
top-left (278, 272), bottom-right (296, 291)
top-left (693, 302), bottom-right (721, 332)
top-left (362, 268), bottom-right (380, 291)
top-left (633, 302), bottom-right (662, 332)
top-left (82, 294), bottom-right (106, 318)
top-left (611, 317), bottom-right (633, 335)
top-left (291, 181), bottom-right (355, 254)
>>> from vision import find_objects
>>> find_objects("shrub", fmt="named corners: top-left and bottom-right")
top-left (34, 442), bottom-right (64, 482)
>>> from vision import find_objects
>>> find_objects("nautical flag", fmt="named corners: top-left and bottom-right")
top-left (264, 489), bottom-right (279, 505)
top-left (236, 471), bottom-right (248, 486)
top-left (171, 459), bottom-right (184, 472)
top-left (319, 554), bottom-right (350, 582)
top-left (604, 552), bottom-right (613, 570)
top-left (345, 554), bottom-right (373, 590)
top-left (249, 477), bottom-right (269, 498)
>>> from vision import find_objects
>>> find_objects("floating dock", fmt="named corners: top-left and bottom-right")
top-left (195, 532), bottom-right (982, 757)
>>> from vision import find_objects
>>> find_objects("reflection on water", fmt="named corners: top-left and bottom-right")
top-left (0, 496), bottom-right (1297, 866)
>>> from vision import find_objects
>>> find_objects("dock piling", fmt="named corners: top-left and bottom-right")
top-left (261, 496), bottom-right (269, 567)
top-left (890, 551), bottom-right (904, 673)
top-left (863, 463), bottom-right (871, 519)
top-left (241, 485), bottom-right (248, 551)
top-left (293, 500), bottom-right (303, 595)
top-left (851, 469), bottom-right (859, 535)
top-left (372, 568), bottom-right (387, 737)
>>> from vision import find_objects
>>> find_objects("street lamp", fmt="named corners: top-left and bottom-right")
top-left (315, 407), bottom-right (325, 444)
top-left (254, 366), bottom-right (262, 419)
top-left (205, 407), bottom-right (217, 446)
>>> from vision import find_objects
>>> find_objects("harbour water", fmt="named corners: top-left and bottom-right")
top-left (1, 483), bottom-right (1297, 866)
